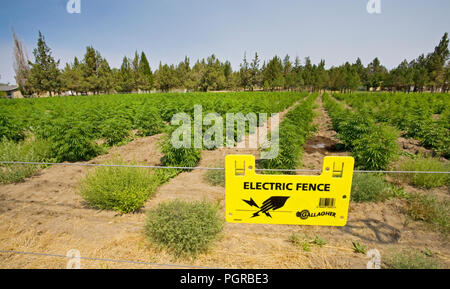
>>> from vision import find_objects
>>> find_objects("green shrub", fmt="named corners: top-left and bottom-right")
top-left (99, 118), bottom-right (132, 146)
top-left (204, 169), bottom-right (225, 187)
top-left (0, 137), bottom-right (52, 183)
top-left (404, 192), bottom-right (449, 235)
top-left (351, 173), bottom-right (392, 202)
top-left (396, 157), bottom-right (449, 188)
top-left (79, 161), bottom-right (160, 213)
top-left (352, 126), bottom-right (399, 170)
top-left (384, 250), bottom-right (441, 269)
top-left (337, 113), bottom-right (374, 149)
top-left (160, 135), bottom-right (201, 169)
top-left (145, 200), bottom-right (223, 258)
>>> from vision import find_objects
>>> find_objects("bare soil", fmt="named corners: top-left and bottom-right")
top-left (0, 99), bottom-right (449, 269)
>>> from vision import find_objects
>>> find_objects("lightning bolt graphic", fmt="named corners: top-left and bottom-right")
top-left (242, 198), bottom-right (259, 208)
top-left (243, 197), bottom-right (290, 218)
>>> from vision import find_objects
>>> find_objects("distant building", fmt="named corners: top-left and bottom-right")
top-left (0, 85), bottom-right (23, 98)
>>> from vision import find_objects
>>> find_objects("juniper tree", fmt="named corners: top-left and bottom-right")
top-left (139, 52), bottom-right (153, 92)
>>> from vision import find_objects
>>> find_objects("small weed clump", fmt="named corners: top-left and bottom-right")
top-left (289, 234), bottom-right (327, 251)
top-left (396, 157), bottom-right (449, 189)
top-left (404, 192), bottom-right (449, 235)
top-left (79, 160), bottom-right (160, 214)
top-left (145, 200), bottom-right (223, 258)
top-left (204, 169), bottom-right (225, 187)
top-left (351, 174), bottom-right (392, 203)
top-left (0, 137), bottom-right (52, 184)
top-left (352, 241), bottom-right (367, 254)
top-left (384, 250), bottom-right (441, 269)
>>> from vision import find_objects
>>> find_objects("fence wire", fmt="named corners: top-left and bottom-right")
top-left (0, 161), bottom-right (449, 174)
top-left (0, 249), bottom-right (222, 269)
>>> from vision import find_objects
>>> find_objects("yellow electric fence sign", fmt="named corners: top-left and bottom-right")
top-left (225, 155), bottom-right (355, 226)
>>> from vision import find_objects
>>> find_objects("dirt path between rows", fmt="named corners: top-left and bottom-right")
top-left (302, 95), bottom-right (350, 170)
top-left (1, 97), bottom-right (449, 269)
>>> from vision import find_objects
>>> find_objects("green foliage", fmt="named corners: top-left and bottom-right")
top-left (135, 105), bottom-right (163, 136)
top-left (352, 241), bottom-right (367, 254)
top-left (145, 200), bottom-right (224, 258)
top-left (323, 93), bottom-right (399, 170)
top-left (0, 137), bottom-right (52, 183)
top-left (1, 92), bottom-right (302, 163)
top-left (396, 157), bottom-right (449, 188)
top-left (404, 192), bottom-right (449, 235)
top-left (288, 234), bottom-right (311, 252)
top-left (311, 235), bottom-right (327, 247)
top-left (337, 113), bottom-right (374, 149)
top-left (0, 111), bottom-right (25, 141)
top-left (100, 118), bottom-right (132, 146)
top-left (260, 93), bottom-right (316, 173)
top-left (28, 31), bottom-right (61, 95)
top-left (384, 250), bottom-right (441, 269)
top-left (40, 117), bottom-right (101, 162)
top-left (352, 126), bottom-right (399, 170)
top-left (204, 169), bottom-right (225, 187)
top-left (160, 135), bottom-right (201, 170)
top-left (337, 92), bottom-right (450, 158)
top-left (79, 160), bottom-right (160, 214)
top-left (289, 233), bottom-right (327, 250)
top-left (351, 174), bottom-right (392, 203)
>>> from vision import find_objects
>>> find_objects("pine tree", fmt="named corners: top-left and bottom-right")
top-left (283, 55), bottom-right (294, 90)
top-left (60, 57), bottom-right (83, 95)
top-left (28, 31), bottom-right (61, 96)
top-left (98, 58), bottom-right (113, 93)
top-left (82, 46), bottom-right (100, 93)
top-left (263, 56), bottom-right (284, 91)
top-left (223, 60), bottom-right (232, 89)
top-left (427, 33), bottom-right (449, 92)
top-left (117, 56), bottom-right (133, 93)
top-left (249, 52), bottom-right (261, 90)
top-left (239, 53), bottom-right (250, 90)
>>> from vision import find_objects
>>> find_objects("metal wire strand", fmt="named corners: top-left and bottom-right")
top-left (0, 161), bottom-right (449, 174)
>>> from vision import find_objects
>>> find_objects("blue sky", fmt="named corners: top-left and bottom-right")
top-left (0, 0), bottom-right (449, 84)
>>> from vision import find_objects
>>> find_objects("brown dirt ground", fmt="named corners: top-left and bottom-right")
top-left (1, 99), bottom-right (449, 269)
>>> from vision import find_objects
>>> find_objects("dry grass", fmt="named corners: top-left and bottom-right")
top-left (0, 216), bottom-right (367, 269)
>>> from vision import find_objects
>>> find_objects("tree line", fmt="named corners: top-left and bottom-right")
top-left (12, 31), bottom-right (449, 97)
